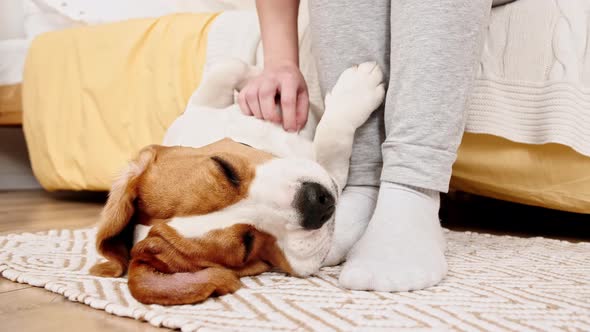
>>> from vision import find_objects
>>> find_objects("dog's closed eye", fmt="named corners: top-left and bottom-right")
top-left (238, 142), bottom-right (252, 148)
top-left (211, 156), bottom-right (240, 187)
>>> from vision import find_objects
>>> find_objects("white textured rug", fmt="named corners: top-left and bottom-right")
top-left (1, 228), bottom-right (589, 332)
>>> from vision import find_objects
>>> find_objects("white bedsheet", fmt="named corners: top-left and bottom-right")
top-left (0, 39), bottom-right (31, 85)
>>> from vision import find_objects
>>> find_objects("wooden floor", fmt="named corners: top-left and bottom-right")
top-left (0, 191), bottom-right (163, 332)
top-left (0, 191), bottom-right (104, 234)
top-left (0, 190), bottom-right (588, 331)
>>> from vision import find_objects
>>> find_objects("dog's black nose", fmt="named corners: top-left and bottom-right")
top-left (294, 182), bottom-right (336, 230)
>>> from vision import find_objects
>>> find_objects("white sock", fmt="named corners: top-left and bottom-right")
top-left (322, 186), bottom-right (378, 266)
top-left (338, 182), bottom-right (447, 292)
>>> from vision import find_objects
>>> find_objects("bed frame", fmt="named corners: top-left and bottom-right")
top-left (0, 84), bottom-right (22, 126)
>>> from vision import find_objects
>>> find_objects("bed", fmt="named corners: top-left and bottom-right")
top-left (8, 0), bottom-right (590, 213)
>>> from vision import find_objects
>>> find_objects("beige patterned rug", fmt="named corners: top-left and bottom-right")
top-left (0, 228), bottom-right (589, 331)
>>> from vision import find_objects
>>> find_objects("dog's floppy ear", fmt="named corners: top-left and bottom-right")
top-left (127, 223), bottom-right (251, 305)
top-left (89, 145), bottom-right (159, 277)
top-left (127, 223), bottom-right (290, 305)
top-left (128, 263), bottom-right (245, 305)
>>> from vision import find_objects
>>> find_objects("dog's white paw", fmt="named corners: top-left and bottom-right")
top-left (325, 62), bottom-right (385, 128)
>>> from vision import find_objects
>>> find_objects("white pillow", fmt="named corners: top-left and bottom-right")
top-left (24, 0), bottom-right (254, 39)
top-left (0, 0), bottom-right (26, 39)
top-left (23, 0), bottom-right (79, 39)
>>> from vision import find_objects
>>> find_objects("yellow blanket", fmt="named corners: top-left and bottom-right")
top-left (23, 13), bottom-right (218, 190)
top-left (453, 134), bottom-right (590, 214)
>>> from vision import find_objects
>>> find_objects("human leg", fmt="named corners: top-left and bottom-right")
top-left (308, 0), bottom-right (390, 265)
top-left (340, 0), bottom-right (492, 291)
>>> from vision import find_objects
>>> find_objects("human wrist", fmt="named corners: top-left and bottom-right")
top-left (264, 54), bottom-right (299, 70)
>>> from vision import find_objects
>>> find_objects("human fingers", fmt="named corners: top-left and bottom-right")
top-left (244, 86), bottom-right (263, 119)
top-left (279, 80), bottom-right (298, 132)
top-left (295, 89), bottom-right (309, 131)
top-left (238, 88), bottom-right (253, 116)
top-left (259, 80), bottom-right (281, 124)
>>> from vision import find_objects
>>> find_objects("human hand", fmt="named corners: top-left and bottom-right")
top-left (238, 62), bottom-right (309, 132)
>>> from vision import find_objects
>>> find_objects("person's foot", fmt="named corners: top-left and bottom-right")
top-left (338, 182), bottom-right (447, 292)
top-left (322, 185), bottom-right (378, 266)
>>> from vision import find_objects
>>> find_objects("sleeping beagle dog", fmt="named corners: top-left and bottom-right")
top-left (89, 60), bottom-right (385, 305)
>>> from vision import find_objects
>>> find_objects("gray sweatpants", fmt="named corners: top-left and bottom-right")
top-left (309, 0), bottom-right (496, 192)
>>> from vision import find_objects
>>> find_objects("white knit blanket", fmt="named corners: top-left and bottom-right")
top-left (470, 0), bottom-right (590, 156)
top-left (1, 228), bottom-right (589, 331)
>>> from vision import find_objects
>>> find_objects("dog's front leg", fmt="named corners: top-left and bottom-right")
top-left (313, 63), bottom-right (385, 193)
top-left (190, 59), bottom-right (261, 109)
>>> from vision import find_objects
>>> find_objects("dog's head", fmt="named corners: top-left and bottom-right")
top-left (90, 138), bottom-right (336, 302)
